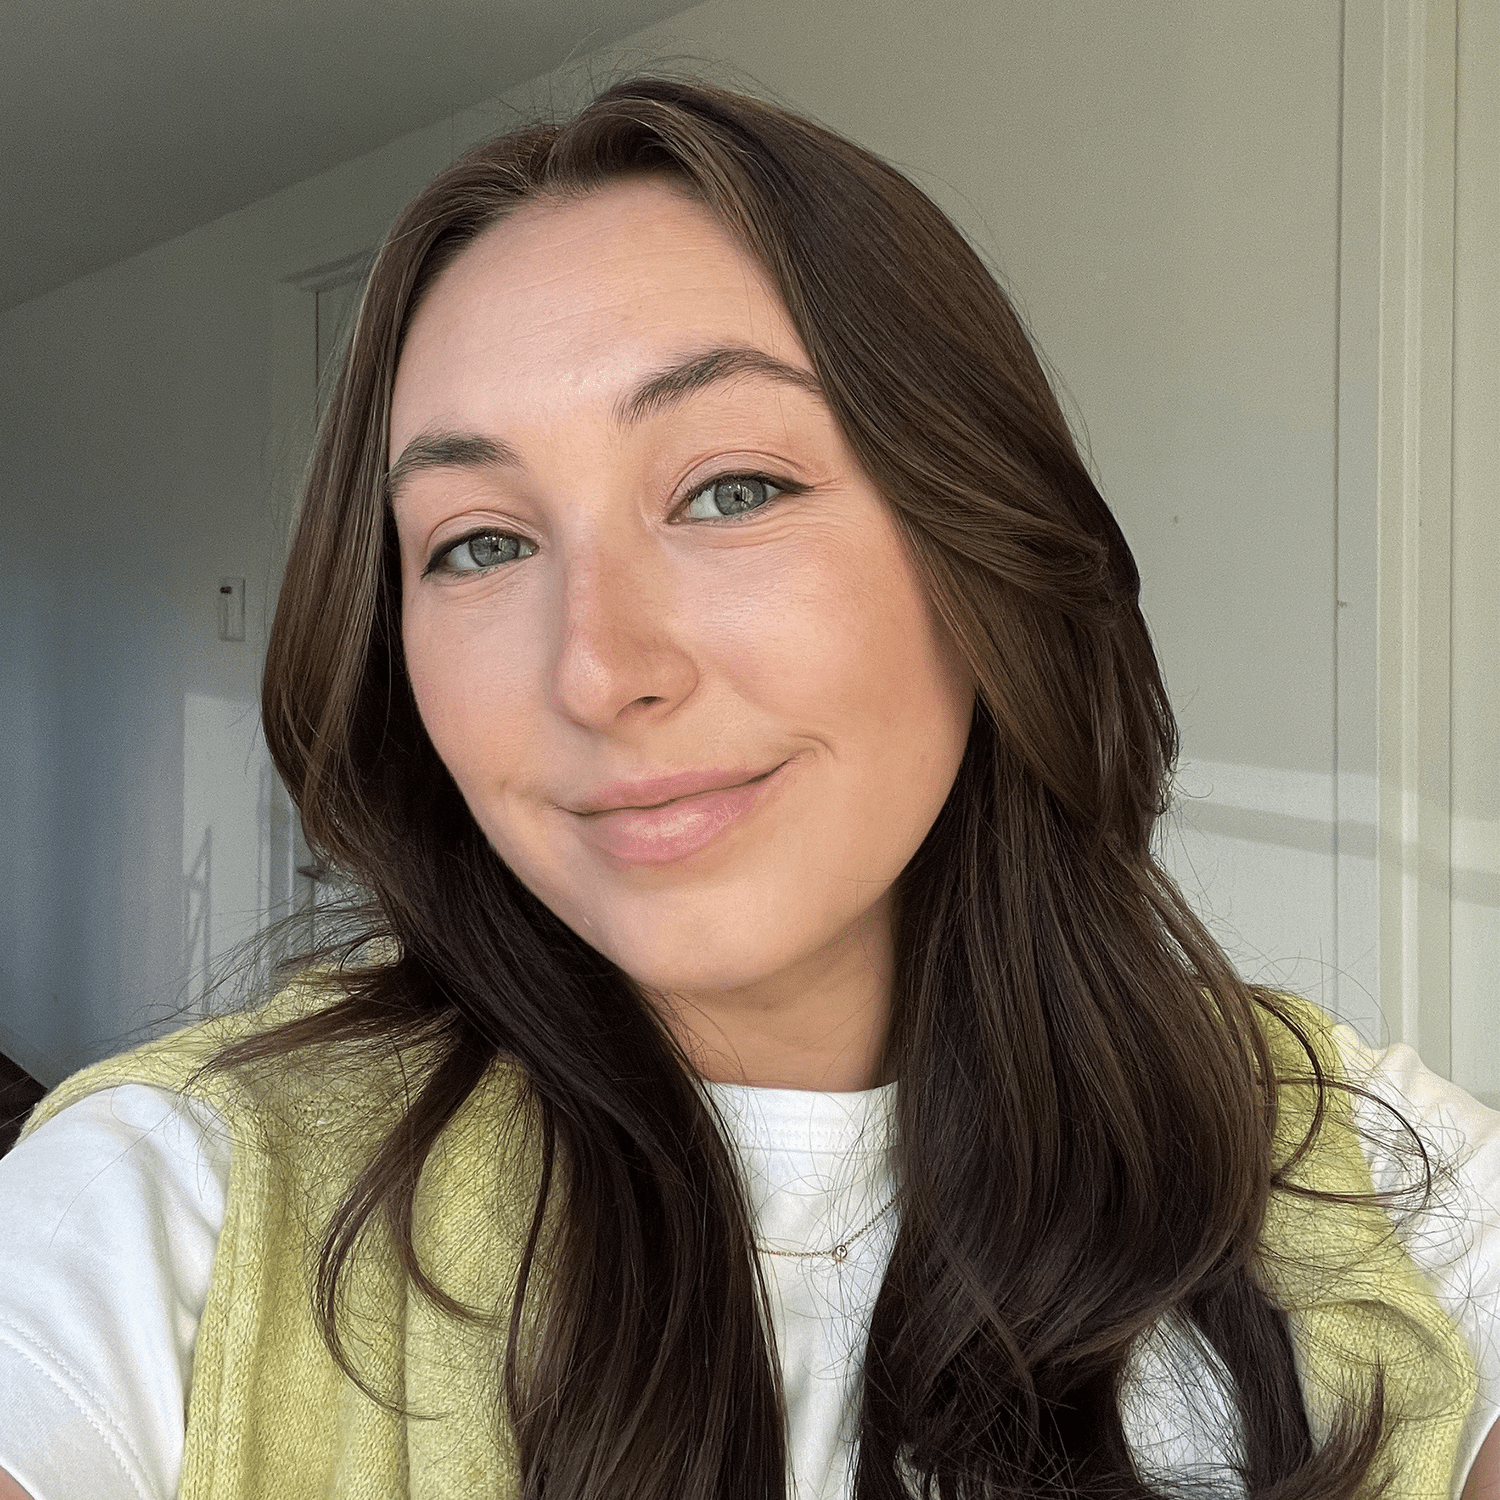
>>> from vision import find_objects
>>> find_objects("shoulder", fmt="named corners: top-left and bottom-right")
top-left (1, 1082), bottom-right (231, 1224)
top-left (16, 965), bottom-right (535, 1198)
top-left (15, 972), bottom-right (342, 1145)
top-left (1327, 1020), bottom-right (1500, 1240)
top-left (16, 962), bottom-right (501, 1141)
top-left (1249, 990), bottom-right (1345, 1073)
top-left (0, 1082), bottom-right (231, 1500)
top-left (1324, 1018), bottom-right (1500, 1217)
top-left (1325, 1022), bottom-right (1500, 1490)
top-left (0, 1083), bottom-right (231, 1297)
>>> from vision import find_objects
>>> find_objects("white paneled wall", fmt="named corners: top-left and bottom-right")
top-left (1448, 0), bottom-right (1500, 1106)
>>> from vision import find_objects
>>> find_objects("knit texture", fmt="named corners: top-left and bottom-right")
top-left (1255, 996), bottom-right (1476, 1497)
top-left (17, 981), bottom-right (1476, 1498)
top-left (19, 977), bottom-right (548, 1499)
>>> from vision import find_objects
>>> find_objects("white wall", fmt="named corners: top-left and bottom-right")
top-left (0, 0), bottom-right (1478, 1084)
top-left (0, 112), bottom-right (469, 1080)
top-left (1447, 0), bottom-right (1500, 1100)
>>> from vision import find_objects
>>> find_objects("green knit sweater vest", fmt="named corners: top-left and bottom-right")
top-left (17, 981), bottom-right (1477, 1498)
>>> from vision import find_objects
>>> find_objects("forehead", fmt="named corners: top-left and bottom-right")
top-left (391, 178), bottom-right (807, 446)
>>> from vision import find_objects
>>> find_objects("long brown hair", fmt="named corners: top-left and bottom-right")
top-left (201, 77), bottom-right (1417, 1496)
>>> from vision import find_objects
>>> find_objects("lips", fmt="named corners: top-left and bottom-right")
top-left (570, 763), bottom-right (781, 815)
top-left (569, 758), bottom-right (794, 866)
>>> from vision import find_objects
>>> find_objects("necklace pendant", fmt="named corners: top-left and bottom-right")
top-left (831, 1243), bottom-right (849, 1262)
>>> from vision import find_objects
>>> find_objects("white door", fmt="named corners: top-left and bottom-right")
top-left (182, 255), bottom-right (372, 1004)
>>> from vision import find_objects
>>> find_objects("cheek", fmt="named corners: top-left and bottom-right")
top-left (787, 539), bottom-right (948, 723)
top-left (746, 532), bottom-right (972, 837)
top-left (402, 609), bottom-right (454, 752)
top-left (401, 602), bottom-right (512, 794)
top-left (824, 538), bottom-right (975, 812)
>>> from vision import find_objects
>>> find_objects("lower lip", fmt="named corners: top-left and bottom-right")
top-left (573, 760), bottom-right (793, 867)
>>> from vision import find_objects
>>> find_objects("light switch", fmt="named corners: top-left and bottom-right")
top-left (217, 577), bottom-right (245, 641)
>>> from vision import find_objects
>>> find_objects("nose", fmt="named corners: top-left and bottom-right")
top-left (544, 523), bottom-right (701, 731)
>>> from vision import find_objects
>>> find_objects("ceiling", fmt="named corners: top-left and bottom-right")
top-left (1, 0), bottom-right (700, 313)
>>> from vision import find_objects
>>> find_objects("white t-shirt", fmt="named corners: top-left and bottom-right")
top-left (1, 1024), bottom-right (1498, 1500)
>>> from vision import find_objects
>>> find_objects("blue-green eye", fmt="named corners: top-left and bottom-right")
top-left (426, 531), bottom-right (535, 576)
top-left (424, 472), bottom-right (798, 578)
top-left (683, 474), bottom-right (783, 522)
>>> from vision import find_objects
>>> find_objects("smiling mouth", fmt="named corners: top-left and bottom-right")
top-left (572, 761), bottom-right (787, 817)
top-left (629, 769), bottom-right (774, 811)
top-left (571, 758), bottom-right (794, 867)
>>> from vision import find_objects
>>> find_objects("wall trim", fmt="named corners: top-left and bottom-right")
top-left (1338, 0), bottom-right (1459, 1068)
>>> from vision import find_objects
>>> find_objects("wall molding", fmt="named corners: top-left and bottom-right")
top-left (1338, 0), bottom-right (1459, 1070)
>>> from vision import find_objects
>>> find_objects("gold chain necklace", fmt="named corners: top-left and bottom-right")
top-left (755, 1191), bottom-right (900, 1263)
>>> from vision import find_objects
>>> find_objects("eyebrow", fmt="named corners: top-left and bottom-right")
top-left (385, 342), bottom-right (824, 507)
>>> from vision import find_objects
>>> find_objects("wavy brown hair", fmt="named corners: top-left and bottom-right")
top-left (196, 76), bottom-right (1427, 1497)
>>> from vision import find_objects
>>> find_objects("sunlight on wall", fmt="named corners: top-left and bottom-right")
top-left (1161, 756), bottom-right (1500, 1101)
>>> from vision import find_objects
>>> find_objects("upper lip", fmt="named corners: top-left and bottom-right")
top-left (569, 763), bottom-right (782, 815)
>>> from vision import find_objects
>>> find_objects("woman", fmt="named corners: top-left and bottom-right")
top-left (2, 76), bottom-right (1499, 1500)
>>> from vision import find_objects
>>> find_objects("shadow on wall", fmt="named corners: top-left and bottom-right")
top-left (178, 691), bottom-right (307, 1016)
top-left (0, 435), bottom-right (189, 1087)
top-left (1159, 757), bottom-right (1500, 1102)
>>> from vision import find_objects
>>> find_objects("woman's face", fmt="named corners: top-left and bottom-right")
top-left (390, 176), bottom-right (975, 1089)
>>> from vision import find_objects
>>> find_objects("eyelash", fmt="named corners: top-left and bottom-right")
top-left (422, 470), bottom-right (805, 578)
